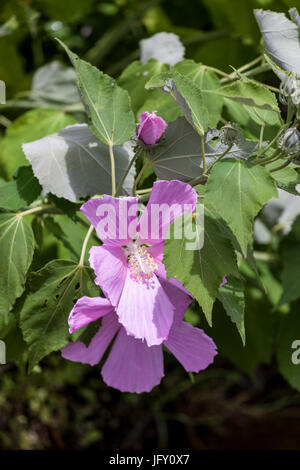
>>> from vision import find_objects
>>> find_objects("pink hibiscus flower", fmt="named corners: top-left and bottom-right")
top-left (80, 180), bottom-right (198, 347)
top-left (61, 280), bottom-right (217, 393)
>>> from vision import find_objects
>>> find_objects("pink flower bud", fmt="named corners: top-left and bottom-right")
top-left (137, 111), bottom-right (167, 146)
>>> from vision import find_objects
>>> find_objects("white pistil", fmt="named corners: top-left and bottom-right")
top-left (126, 242), bottom-right (157, 281)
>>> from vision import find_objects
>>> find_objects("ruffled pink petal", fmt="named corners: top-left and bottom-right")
top-left (68, 296), bottom-right (114, 333)
top-left (89, 245), bottom-right (127, 307)
top-left (117, 272), bottom-right (175, 346)
top-left (138, 180), bottom-right (198, 245)
top-left (61, 313), bottom-right (120, 366)
top-left (164, 322), bottom-right (217, 372)
top-left (160, 278), bottom-right (192, 325)
top-left (101, 327), bottom-right (164, 393)
top-left (81, 196), bottom-right (138, 246)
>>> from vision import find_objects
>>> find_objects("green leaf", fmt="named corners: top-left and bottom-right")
top-left (58, 40), bottom-right (135, 146)
top-left (146, 70), bottom-right (209, 135)
top-left (278, 308), bottom-right (300, 391)
top-left (163, 200), bottom-right (239, 325)
top-left (0, 179), bottom-right (27, 211)
top-left (265, 160), bottom-right (300, 195)
top-left (29, 61), bottom-right (80, 107)
top-left (174, 59), bottom-right (223, 127)
top-left (207, 292), bottom-right (275, 375)
top-left (216, 76), bottom-right (281, 126)
top-left (19, 260), bottom-right (98, 371)
top-left (217, 275), bottom-right (245, 344)
top-left (278, 216), bottom-right (300, 306)
top-left (15, 166), bottom-right (42, 204)
top-left (44, 214), bottom-right (99, 262)
top-left (147, 117), bottom-right (216, 181)
top-left (22, 124), bottom-right (136, 202)
top-left (0, 213), bottom-right (35, 321)
top-left (137, 92), bottom-right (182, 123)
top-left (205, 159), bottom-right (278, 256)
top-left (0, 108), bottom-right (76, 178)
top-left (117, 59), bottom-right (170, 114)
top-left (0, 167), bottom-right (41, 211)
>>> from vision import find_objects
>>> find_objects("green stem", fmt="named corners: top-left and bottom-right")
top-left (188, 174), bottom-right (208, 187)
top-left (78, 224), bottom-right (94, 267)
top-left (200, 135), bottom-right (206, 174)
top-left (206, 143), bottom-right (233, 174)
top-left (203, 66), bottom-right (232, 79)
top-left (286, 97), bottom-right (295, 125)
top-left (136, 188), bottom-right (152, 194)
top-left (257, 132), bottom-right (281, 158)
top-left (232, 55), bottom-right (262, 74)
top-left (270, 159), bottom-right (292, 173)
top-left (256, 148), bottom-right (280, 165)
top-left (17, 205), bottom-right (60, 218)
top-left (108, 142), bottom-right (116, 196)
top-left (115, 148), bottom-right (142, 197)
top-left (258, 124), bottom-right (265, 153)
top-left (132, 160), bottom-right (152, 196)
top-left (220, 63), bottom-right (270, 84)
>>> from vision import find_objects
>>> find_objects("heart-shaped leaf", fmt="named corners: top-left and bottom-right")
top-left (22, 124), bottom-right (135, 202)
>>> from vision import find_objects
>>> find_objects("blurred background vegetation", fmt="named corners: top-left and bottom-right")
top-left (1, 0), bottom-right (300, 450)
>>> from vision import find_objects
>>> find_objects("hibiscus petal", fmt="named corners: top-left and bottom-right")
top-left (117, 272), bottom-right (175, 346)
top-left (102, 327), bottom-right (164, 393)
top-left (148, 241), bottom-right (166, 279)
top-left (81, 195), bottom-right (138, 246)
top-left (164, 322), bottom-right (217, 372)
top-left (68, 296), bottom-right (114, 333)
top-left (138, 180), bottom-right (197, 244)
top-left (160, 278), bottom-right (192, 325)
top-left (61, 313), bottom-right (120, 366)
top-left (89, 245), bottom-right (127, 307)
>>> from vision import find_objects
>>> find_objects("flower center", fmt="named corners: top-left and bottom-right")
top-left (126, 242), bottom-right (157, 281)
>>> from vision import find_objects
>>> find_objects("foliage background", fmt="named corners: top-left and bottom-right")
top-left (1, 0), bottom-right (300, 450)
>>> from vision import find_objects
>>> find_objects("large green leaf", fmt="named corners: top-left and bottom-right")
top-left (0, 108), bottom-right (76, 178)
top-left (44, 213), bottom-right (99, 262)
top-left (265, 160), bottom-right (300, 195)
top-left (0, 167), bottom-right (42, 211)
top-left (215, 76), bottom-right (281, 126)
top-left (174, 59), bottom-right (223, 127)
top-left (137, 93), bottom-right (182, 123)
top-left (205, 159), bottom-right (278, 256)
top-left (117, 59), bottom-right (169, 114)
top-left (217, 275), bottom-right (245, 344)
top-left (147, 117), bottom-right (217, 180)
top-left (22, 124), bottom-right (135, 202)
top-left (163, 200), bottom-right (239, 324)
top-left (0, 213), bottom-right (35, 321)
top-left (146, 70), bottom-right (209, 135)
top-left (30, 61), bottom-right (80, 107)
top-left (19, 260), bottom-right (98, 371)
top-left (58, 40), bottom-right (135, 146)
